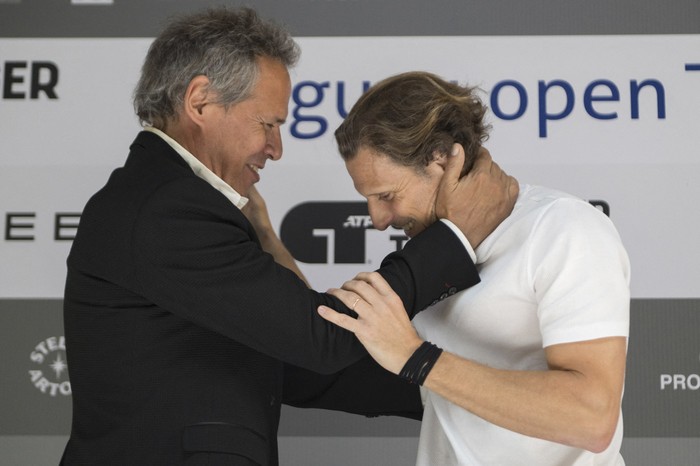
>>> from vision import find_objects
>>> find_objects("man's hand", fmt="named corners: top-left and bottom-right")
top-left (241, 186), bottom-right (274, 235)
top-left (242, 186), bottom-right (310, 287)
top-left (436, 145), bottom-right (519, 248)
top-left (318, 272), bottom-right (424, 375)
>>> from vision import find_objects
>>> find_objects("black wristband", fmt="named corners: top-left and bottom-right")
top-left (398, 341), bottom-right (443, 385)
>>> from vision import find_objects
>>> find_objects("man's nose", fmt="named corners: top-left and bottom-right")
top-left (266, 127), bottom-right (283, 160)
top-left (367, 199), bottom-right (391, 231)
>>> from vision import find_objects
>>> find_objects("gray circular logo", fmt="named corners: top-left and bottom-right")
top-left (28, 336), bottom-right (71, 397)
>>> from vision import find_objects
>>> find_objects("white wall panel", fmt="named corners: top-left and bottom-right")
top-left (3, 36), bottom-right (699, 298)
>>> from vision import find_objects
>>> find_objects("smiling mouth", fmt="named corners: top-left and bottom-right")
top-left (248, 164), bottom-right (261, 173)
top-left (394, 221), bottom-right (414, 237)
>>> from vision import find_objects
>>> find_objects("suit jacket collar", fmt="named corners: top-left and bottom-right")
top-left (131, 130), bottom-right (248, 209)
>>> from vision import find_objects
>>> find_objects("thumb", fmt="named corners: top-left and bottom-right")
top-left (435, 143), bottom-right (465, 219)
top-left (438, 143), bottom-right (464, 193)
top-left (441, 143), bottom-right (465, 190)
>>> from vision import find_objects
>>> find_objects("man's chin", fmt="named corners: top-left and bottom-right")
top-left (392, 225), bottom-right (411, 238)
top-left (405, 224), bottom-right (431, 238)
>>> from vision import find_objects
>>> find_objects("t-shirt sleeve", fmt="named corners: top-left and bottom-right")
top-left (528, 199), bottom-right (631, 347)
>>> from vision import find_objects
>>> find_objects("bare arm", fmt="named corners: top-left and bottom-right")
top-left (436, 145), bottom-right (519, 248)
top-left (242, 186), bottom-right (310, 288)
top-left (426, 336), bottom-right (626, 452)
top-left (318, 272), bottom-right (627, 453)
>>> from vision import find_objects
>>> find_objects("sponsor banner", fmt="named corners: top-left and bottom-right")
top-left (0, 162), bottom-right (696, 298)
top-left (623, 299), bottom-right (700, 437)
top-left (0, 166), bottom-right (111, 298)
top-left (0, 300), bottom-right (71, 435)
top-left (1, 298), bottom-right (697, 436)
top-left (2, 36), bottom-right (699, 166)
top-left (1, 36), bottom-right (699, 299)
top-left (0, 39), bottom-right (147, 169)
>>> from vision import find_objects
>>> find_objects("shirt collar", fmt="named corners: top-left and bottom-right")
top-left (144, 126), bottom-right (248, 209)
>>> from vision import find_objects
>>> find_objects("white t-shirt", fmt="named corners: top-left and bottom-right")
top-left (413, 184), bottom-right (630, 466)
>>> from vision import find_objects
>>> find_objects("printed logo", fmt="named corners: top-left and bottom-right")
top-left (280, 201), bottom-right (407, 264)
top-left (659, 351), bottom-right (700, 391)
top-left (1, 61), bottom-right (59, 100)
top-left (288, 76), bottom-right (668, 140)
top-left (28, 336), bottom-right (71, 397)
top-left (279, 200), bottom-right (610, 265)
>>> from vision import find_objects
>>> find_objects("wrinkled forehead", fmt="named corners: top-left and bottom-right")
top-left (345, 148), bottom-right (416, 196)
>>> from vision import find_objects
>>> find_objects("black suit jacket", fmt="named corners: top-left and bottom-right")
top-left (60, 131), bottom-right (480, 465)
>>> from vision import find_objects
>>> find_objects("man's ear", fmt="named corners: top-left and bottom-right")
top-left (430, 144), bottom-right (463, 172)
top-left (183, 75), bottom-right (211, 127)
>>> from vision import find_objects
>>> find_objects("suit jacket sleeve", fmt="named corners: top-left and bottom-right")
top-left (131, 176), bottom-right (479, 373)
top-left (282, 357), bottom-right (423, 420)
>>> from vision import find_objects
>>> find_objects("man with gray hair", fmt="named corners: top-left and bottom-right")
top-left (60, 8), bottom-right (517, 465)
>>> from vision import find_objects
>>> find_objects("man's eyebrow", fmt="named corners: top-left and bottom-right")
top-left (366, 190), bottom-right (390, 198)
top-left (266, 116), bottom-right (286, 124)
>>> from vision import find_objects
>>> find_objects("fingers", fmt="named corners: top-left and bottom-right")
top-left (326, 287), bottom-right (363, 310)
top-left (435, 144), bottom-right (466, 219)
top-left (349, 271), bottom-right (393, 296)
top-left (472, 149), bottom-right (514, 192)
top-left (468, 147), bottom-right (514, 193)
top-left (326, 272), bottom-right (400, 319)
top-left (317, 305), bottom-right (358, 332)
top-left (332, 273), bottom-right (383, 305)
top-left (335, 272), bottom-right (401, 311)
top-left (469, 147), bottom-right (496, 177)
top-left (476, 149), bottom-right (518, 200)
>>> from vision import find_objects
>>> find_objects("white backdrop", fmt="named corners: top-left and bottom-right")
top-left (2, 35), bottom-right (699, 298)
top-left (1, 33), bottom-right (699, 466)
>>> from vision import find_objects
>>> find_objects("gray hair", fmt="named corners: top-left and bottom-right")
top-left (133, 7), bottom-right (300, 128)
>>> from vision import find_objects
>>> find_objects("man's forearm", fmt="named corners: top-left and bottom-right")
top-left (422, 337), bottom-right (627, 452)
